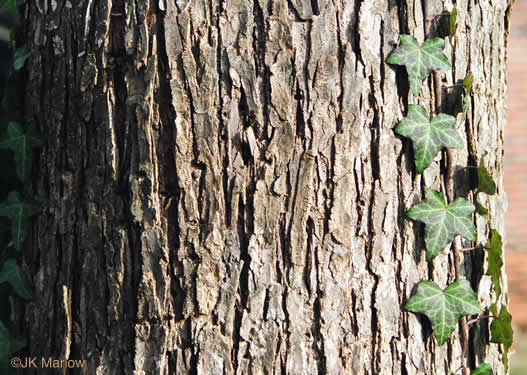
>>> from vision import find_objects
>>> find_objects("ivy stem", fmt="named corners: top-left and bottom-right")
top-left (465, 314), bottom-right (497, 329)
top-left (458, 246), bottom-right (490, 253)
top-left (424, 2), bottom-right (469, 373)
top-left (458, 246), bottom-right (479, 253)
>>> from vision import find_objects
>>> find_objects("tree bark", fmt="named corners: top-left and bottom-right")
top-left (24, 0), bottom-right (512, 373)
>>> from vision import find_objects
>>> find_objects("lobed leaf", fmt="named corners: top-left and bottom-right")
top-left (387, 35), bottom-right (451, 96)
top-left (0, 258), bottom-right (31, 300)
top-left (477, 162), bottom-right (497, 195)
top-left (406, 280), bottom-right (480, 346)
top-left (489, 304), bottom-right (513, 373)
top-left (460, 95), bottom-right (469, 122)
top-left (474, 194), bottom-right (488, 217)
top-left (0, 122), bottom-right (42, 181)
top-left (449, 7), bottom-right (457, 37)
top-left (407, 189), bottom-right (476, 260)
top-left (474, 192), bottom-right (489, 217)
top-left (485, 230), bottom-right (503, 298)
top-left (463, 72), bottom-right (473, 94)
top-left (0, 0), bottom-right (24, 12)
top-left (395, 105), bottom-right (463, 173)
top-left (471, 364), bottom-right (493, 375)
top-left (0, 321), bottom-right (26, 370)
top-left (0, 192), bottom-right (40, 251)
top-left (13, 46), bottom-right (29, 71)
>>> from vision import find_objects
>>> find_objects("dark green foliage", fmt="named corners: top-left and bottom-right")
top-left (0, 258), bottom-right (31, 299)
top-left (463, 73), bottom-right (473, 94)
top-left (449, 7), bottom-right (457, 37)
top-left (390, 24), bottom-right (510, 371)
top-left (461, 73), bottom-right (473, 121)
top-left (474, 194), bottom-right (488, 217)
top-left (0, 0), bottom-right (24, 13)
top-left (0, 321), bottom-right (25, 370)
top-left (471, 364), bottom-right (493, 375)
top-left (394, 105), bottom-right (463, 173)
top-left (477, 162), bottom-right (497, 195)
top-left (485, 230), bottom-right (503, 298)
top-left (407, 189), bottom-right (476, 260)
top-left (406, 280), bottom-right (480, 345)
top-left (387, 35), bottom-right (451, 96)
top-left (13, 46), bottom-right (27, 70)
top-left (0, 192), bottom-right (39, 251)
top-left (490, 304), bottom-right (513, 372)
top-left (0, 121), bottom-right (41, 181)
top-left (0, 3), bottom-right (37, 368)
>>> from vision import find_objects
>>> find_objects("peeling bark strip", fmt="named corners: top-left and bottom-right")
top-left (24, 0), bottom-right (511, 373)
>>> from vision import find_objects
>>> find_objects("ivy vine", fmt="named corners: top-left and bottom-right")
top-left (407, 189), bottom-right (476, 261)
top-left (394, 104), bottom-right (462, 173)
top-left (387, 6), bottom-right (512, 375)
top-left (0, 0), bottom-right (40, 372)
top-left (0, 2), bottom-right (513, 374)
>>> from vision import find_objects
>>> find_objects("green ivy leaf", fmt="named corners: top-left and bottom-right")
top-left (406, 280), bottom-right (480, 346)
top-left (387, 35), bottom-right (451, 96)
top-left (0, 121), bottom-right (42, 181)
top-left (474, 194), bottom-right (488, 217)
top-left (0, 258), bottom-right (31, 300)
top-left (0, 321), bottom-right (26, 370)
top-left (0, 2), bottom-right (23, 29)
top-left (471, 364), bottom-right (493, 375)
top-left (395, 105), bottom-right (463, 173)
top-left (489, 304), bottom-right (513, 372)
top-left (13, 46), bottom-right (29, 71)
top-left (449, 7), bottom-right (457, 37)
top-left (407, 189), bottom-right (476, 260)
top-left (0, 192), bottom-right (40, 251)
top-left (485, 230), bottom-right (503, 298)
top-left (460, 73), bottom-right (473, 121)
top-left (0, 0), bottom-right (25, 12)
top-left (477, 162), bottom-right (497, 195)
top-left (463, 72), bottom-right (473, 94)
top-left (461, 95), bottom-right (470, 122)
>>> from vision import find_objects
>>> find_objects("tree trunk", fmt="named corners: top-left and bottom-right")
top-left (24, 0), bottom-right (512, 373)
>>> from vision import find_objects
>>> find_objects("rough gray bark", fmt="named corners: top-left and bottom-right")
top-left (23, 0), bottom-right (512, 373)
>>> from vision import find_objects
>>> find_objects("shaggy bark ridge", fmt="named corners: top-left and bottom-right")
top-left (24, 0), bottom-right (511, 373)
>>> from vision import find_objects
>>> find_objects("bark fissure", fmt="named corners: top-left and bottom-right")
top-left (24, 0), bottom-right (512, 373)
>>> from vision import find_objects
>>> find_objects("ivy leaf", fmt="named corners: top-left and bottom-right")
top-left (0, 0), bottom-right (24, 11)
top-left (0, 122), bottom-right (42, 181)
top-left (485, 230), bottom-right (503, 298)
top-left (489, 304), bottom-right (513, 372)
top-left (387, 35), bottom-right (451, 96)
top-left (407, 189), bottom-right (476, 260)
top-left (461, 73), bottom-right (473, 121)
top-left (449, 6), bottom-right (457, 37)
top-left (406, 280), bottom-right (480, 346)
top-left (474, 194), bottom-right (488, 217)
top-left (471, 364), bottom-right (493, 375)
top-left (13, 46), bottom-right (29, 71)
top-left (0, 258), bottom-right (31, 300)
top-left (477, 162), bottom-right (497, 195)
top-left (0, 192), bottom-right (40, 251)
top-left (0, 321), bottom-right (26, 370)
top-left (395, 105), bottom-right (463, 173)
top-left (463, 73), bottom-right (473, 94)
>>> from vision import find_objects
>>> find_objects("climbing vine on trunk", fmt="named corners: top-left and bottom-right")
top-left (0, 2), bottom-right (40, 372)
top-left (387, 6), bottom-right (512, 375)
